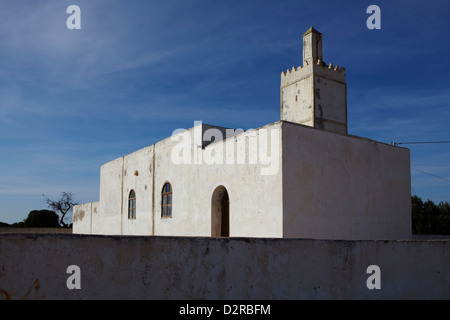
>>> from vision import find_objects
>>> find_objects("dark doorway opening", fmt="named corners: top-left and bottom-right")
top-left (211, 186), bottom-right (229, 237)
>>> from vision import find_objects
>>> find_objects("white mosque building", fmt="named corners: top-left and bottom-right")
top-left (73, 27), bottom-right (411, 240)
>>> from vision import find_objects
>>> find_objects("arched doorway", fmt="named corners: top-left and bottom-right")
top-left (211, 185), bottom-right (229, 237)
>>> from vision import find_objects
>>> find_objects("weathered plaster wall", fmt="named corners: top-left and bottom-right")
top-left (280, 59), bottom-right (347, 134)
top-left (74, 122), bottom-right (283, 238)
top-left (122, 146), bottom-right (154, 236)
top-left (73, 201), bottom-right (99, 234)
top-left (281, 68), bottom-right (314, 126)
top-left (282, 121), bottom-right (411, 240)
top-left (73, 202), bottom-right (92, 233)
top-left (0, 234), bottom-right (449, 300)
top-left (153, 122), bottom-right (283, 238)
top-left (313, 70), bottom-right (347, 133)
top-left (97, 157), bottom-right (123, 235)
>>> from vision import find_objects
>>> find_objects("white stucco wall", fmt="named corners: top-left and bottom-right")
top-left (96, 157), bottom-right (123, 235)
top-left (153, 122), bottom-right (283, 238)
top-left (121, 146), bottom-right (154, 235)
top-left (73, 202), bottom-right (100, 234)
top-left (281, 68), bottom-right (314, 126)
top-left (74, 122), bottom-right (283, 238)
top-left (73, 202), bottom-right (90, 234)
top-left (282, 121), bottom-right (411, 240)
top-left (314, 73), bottom-right (347, 133)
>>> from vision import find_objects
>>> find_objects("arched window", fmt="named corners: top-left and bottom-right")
top-left (161, 182), bottom-right (172, 218)
top-left (128, 190), bottom-right (136, 219)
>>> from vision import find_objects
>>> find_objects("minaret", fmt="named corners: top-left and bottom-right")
top-left (302, 27), bottom-right (323, 66)
top-left (280, 27), bottom-right (347, 134)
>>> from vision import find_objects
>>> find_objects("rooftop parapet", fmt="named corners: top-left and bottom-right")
top-left (281, 59), bottom-right (346, 87)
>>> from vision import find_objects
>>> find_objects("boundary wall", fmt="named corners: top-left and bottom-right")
top-left (0, 228), bottom-right (72, 234)
top-left (0, 234), bottom-right (449, 299)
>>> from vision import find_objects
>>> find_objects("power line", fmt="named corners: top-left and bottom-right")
top-left (413, 164), bottom-right (450, 167)
top-left (411, 167), bottom-right (450, 183)
top-left (392, 140), bottom-right (450, 146)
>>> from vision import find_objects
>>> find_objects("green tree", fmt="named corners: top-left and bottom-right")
top-left (411, 195), bottom-right (424, 234)
top-left (411, 196), bottom-right (450, 235)
top-left (436, 201), bottom-right (450, 234)
top-left (23, 210), bottom-right (61, 228)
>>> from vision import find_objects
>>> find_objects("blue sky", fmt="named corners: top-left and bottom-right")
top-left (0, 0), bottom-right (449, 224)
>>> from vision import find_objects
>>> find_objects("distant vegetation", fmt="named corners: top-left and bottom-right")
top-left (1, 209), bottom-right (69, 228)
top-left (1, 191), bottom-right (78, 229)
top-left (1, 196), bottom-right (449, 234)
top-left (412, 196), bottom-right (450, 235)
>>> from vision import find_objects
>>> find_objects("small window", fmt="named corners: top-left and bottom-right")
top-left (161, 182), bottom-right (172, 218)
top-left (128, 190), bottom-right (136, 219)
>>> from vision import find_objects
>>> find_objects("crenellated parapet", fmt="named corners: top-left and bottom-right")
top-left (281, 59), bottom-right (346, 87)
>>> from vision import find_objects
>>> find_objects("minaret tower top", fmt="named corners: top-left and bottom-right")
top-left (280, 27), bottom-right (348, 134)
top-left (302, 27), bottom-right (323, 66)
